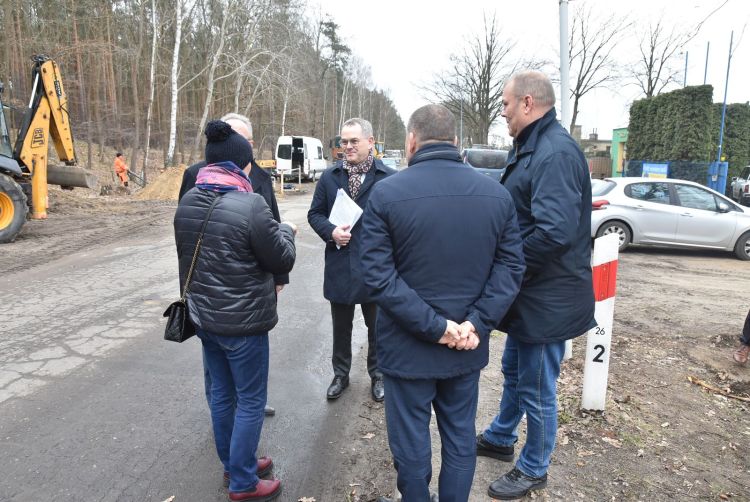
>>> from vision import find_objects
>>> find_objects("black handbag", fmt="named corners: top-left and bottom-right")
top-left (163, 195), bottom-right (221, 343)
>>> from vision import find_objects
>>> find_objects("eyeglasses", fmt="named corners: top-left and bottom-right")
top-left (339, 138), bottom-right (362, 147)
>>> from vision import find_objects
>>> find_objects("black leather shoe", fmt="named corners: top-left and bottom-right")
top-left (371, 377), bottom-right (385, 402)
top-left (476, 433), bottom-right (514, 462)
top-left (264, 405), bottom-right (275, 417)
top-left (487, 467), bottom-right (547, 500)
top-left (326, 375), bottom-right (349, 400)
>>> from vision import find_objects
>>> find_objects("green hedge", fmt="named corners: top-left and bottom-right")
top-left (627, 86), bottom-right (714, 162)
top-left (627, 86), bottom-right (750, 177)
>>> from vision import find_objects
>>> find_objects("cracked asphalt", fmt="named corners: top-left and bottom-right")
top-left (0, 191), bottom-right (381, 501)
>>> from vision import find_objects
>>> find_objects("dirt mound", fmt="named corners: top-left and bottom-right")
top-left (134, 166), bottom-right (185, 201)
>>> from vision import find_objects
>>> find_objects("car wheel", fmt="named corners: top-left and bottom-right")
top-left (595, 220), bottom-right (632, 252)
top-left (734, 232), bottom-right (750, 260)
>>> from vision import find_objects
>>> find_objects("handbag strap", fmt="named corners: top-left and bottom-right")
top-left (181, 194), bottom-right (222, 300)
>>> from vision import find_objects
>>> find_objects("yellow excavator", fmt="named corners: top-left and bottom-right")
top-left (0, 55), bottom-right (95, 243)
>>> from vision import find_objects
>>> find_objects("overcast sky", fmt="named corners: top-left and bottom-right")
top-left (314, 0), bottom-right (749, 143)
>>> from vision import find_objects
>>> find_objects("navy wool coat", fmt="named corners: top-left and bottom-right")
top-left (360, 143), bottom-right (526, 379)
top-left (308, 159), bottom-right (396, 305)
top-left (500, 108), bottom-right (596, 344)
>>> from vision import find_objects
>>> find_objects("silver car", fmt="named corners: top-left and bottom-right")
top-left (591, 177), bottom-right (750, 260)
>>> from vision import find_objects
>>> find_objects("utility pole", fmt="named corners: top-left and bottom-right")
top-left (683, 51), bottom-right (689, 87)
top-left (559, 0), bottom-right (571, 132)
top-left (459, 94), bottom-right (464, 151)
top-left (704, 42), bottom-right (710, 85)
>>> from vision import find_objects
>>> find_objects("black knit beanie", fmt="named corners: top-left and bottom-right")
top-left (204, 120), bottom-right (252, 169)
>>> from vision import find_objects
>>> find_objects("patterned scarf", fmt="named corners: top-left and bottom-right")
top-left (343, 152), bottom-right (374, 198)
top-left (195, 161), bottom-right (254, 193)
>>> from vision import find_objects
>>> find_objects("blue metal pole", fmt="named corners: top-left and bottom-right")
top-left (683, 51), bottom-right (688, 86)
top-left (716, 31), bottom-right (734, 163)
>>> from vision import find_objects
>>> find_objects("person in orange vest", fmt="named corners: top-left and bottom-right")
top-left (114, 153), bottom-right (129, 187)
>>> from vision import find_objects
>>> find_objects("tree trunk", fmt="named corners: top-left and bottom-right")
top-left (142, 0), bottom-right (158, 181)
top-left (129, 0), bottom-right (146, 177)
top-left (166, 0), bottom-right (183, 167)
top-left (189, 6), bottom-right (227, 164)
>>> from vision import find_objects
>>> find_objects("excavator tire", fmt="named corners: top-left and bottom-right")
top-left (0, 173), bottom-right (28, 243)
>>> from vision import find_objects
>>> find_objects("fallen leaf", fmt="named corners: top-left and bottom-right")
top-left (560, 435), bottom-right (570, 446)
top-left (161, 497), bottom-right (175, 502)
top-left (361, 433), bottom-right (375, 440)
top-left (719, 493), bottom-right (730, 500)
top-left (298, 497), bottom-right (316, 502)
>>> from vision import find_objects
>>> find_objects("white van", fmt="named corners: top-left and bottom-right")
top-left (275, 136), bottom-right (328, 181)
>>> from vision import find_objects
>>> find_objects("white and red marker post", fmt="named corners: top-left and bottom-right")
top-left (581, 233), bottom-right (620, 411)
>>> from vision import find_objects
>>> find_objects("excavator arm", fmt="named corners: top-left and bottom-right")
top-left (0, 55), bottom-right (95, 243)
top-left (12, 56), bottom-right (94, 220)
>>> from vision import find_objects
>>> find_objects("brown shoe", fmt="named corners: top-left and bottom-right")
top-left (229, 479), bottom-right (281, 501)
top-left (734, 344), bottom-right (750, 365)
top-left (223, 457), bottom-right (274, 487)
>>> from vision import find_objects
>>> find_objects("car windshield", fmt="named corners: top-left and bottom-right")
top-left (592, 180), bottom-right (616, 196)
top-left (464, 149), bottom-right (508, 169)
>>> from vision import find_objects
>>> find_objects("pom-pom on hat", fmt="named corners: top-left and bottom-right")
top-left (204, 120), bottom-right (252, 169)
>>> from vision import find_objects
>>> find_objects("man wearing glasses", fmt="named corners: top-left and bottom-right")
top-left (308, 118), bottom-right (396, 402)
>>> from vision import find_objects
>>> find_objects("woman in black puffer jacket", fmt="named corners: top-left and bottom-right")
top-left (174, 120), bottom-right (295, 502)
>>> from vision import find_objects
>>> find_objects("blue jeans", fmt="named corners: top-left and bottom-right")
top-left (383, 371), bottom-right (480, 502)
top-left (483, 336), bottom-right (566, 478)
top-left (197, 329), bottom-right (268, 493)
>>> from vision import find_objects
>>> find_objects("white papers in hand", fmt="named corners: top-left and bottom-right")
top-left (329, 188), bottom-right (363, 249)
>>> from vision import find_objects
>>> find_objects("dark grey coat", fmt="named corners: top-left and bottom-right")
top-left (174, 189), bottom-right (295, 336)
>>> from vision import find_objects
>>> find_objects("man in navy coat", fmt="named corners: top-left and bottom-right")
top-left (476, 71), bottom-right (596, 500)
top-left (308, 118), bottom-right (396, 402)
top-left (360, 104), bottom-right (525, 502)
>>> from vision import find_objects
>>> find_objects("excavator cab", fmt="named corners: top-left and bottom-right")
top-left (0, 84), bottom-right (19, 167)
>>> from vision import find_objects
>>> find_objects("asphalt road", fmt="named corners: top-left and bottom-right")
top-left (0, 190), bottom-right (377, 501)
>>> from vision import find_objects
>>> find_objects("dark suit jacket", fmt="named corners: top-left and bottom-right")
top-left (307, 159), bottom-right (396, 304)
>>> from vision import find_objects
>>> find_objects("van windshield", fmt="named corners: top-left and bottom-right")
top-left (277, 144), bottom-right (291, 160)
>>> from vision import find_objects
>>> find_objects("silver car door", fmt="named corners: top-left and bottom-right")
top-left (673, 184), bottom-right (736, 247)
top-left (623, 182), bottom-right (679, 242)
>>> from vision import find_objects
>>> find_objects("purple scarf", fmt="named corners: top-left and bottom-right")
top-left (196, 161), bottom-right (254, 193)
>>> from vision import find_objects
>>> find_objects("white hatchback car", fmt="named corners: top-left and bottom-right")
top-left (591, 177), bottom-right (750, 260)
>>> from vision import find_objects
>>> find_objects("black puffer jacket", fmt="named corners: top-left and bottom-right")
top-left (174, 189), bottom-right (296, 336)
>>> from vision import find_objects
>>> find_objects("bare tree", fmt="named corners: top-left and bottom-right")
top-left (423, 14), bottom-right (530, 145)
top-left (166, 0), bottom-right (184, 167)
top-left (568, 5), bottom-right (631, 133)
top-left (631, 19), bottom-right (693, 98)
top-left (188, 0), bottom-right (229, 164)
top-left (142, 0), bottom-right (158, 177)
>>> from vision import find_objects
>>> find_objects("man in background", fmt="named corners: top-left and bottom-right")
top-left (307, 117), bottom-right (396, 402)
top-left (114, 153), bottom-right (128, 187)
